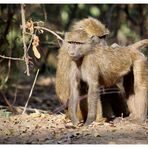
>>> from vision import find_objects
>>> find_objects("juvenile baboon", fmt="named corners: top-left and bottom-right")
top-left (71, 17), bottom-right (109, 38)
top-left (66, 32), bottom-right (148, 125)
top-left (55, 18), bottom-right (112, 121)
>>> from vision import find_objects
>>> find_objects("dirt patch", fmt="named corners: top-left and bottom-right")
top-left (0, 113), bottom-right (147, 144)
top-left (0, 75), bottom-right (147, 144)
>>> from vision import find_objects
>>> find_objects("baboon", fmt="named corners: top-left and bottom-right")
top-left (71, 17), bottom-right (109, 38)
top-left (55, 17), bottom-right (129, 122)
top-left (61, 30), bottom-right (119, 122)
top-left (55, 18), bottom-right (112, 121)
top-left (66, 31), bottom-right (148, 125)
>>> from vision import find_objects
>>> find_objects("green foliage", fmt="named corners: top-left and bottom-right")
top-left (78, 4), bottom-right (85, 10)
top-left (0, 4), bottom-right (147, 90)
top-left (102, 4), bottom-right (109, 11)
top-left (119, 23), bottom-right (140, 42)
top-left (90, 6), bottom-right (100, 17)
top-left (6, 28), bottom-right (23, 52)
top-left (61, 10), bottom-right (69, 24)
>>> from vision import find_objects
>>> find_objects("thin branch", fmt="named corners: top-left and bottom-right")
top-left (26, 30), bottom-right (37, 52)
top-left (0, 55), bottom-right (24, 61)
top-left (22, 69), bottom-right (40, 114)
top-left (34, 26), bottom-right (63, 42)
top-left (21, 4), bottom-right (30, 76)
top-left (27, 35), bottom-right (34, 52)
top-left (0, 105), bottom-right (50, 114)
top-left (25, 32), bottom-right (34, 36)
top-left (0, 91), bottom-right (14, 113)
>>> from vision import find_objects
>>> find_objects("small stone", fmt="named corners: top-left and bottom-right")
top-left (94, 133), bottom-right (101, 137)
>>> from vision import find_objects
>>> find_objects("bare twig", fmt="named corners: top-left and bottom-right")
top-left (0, 105), bottom-right (50, 114)
top-left (27, 30), bottom-right (37, 52)
top-left (21, 4), bottom-right (30, 76)
top-left (0, 55), bottom-right (24, 61)
top-left (12, 87), bottom-right (18, 105)
top-left (22, 69), bottom-right (40, 114)
top-left (0, 91), bottom-right (14, 112)
top-left (34, 26), bottom-right (63, 42)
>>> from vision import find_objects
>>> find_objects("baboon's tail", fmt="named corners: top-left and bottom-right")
top-left (129, 39), bottom-right (148, 50)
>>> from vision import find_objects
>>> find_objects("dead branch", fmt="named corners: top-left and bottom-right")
top-left (34, 26), bottom-right (63, 42)
top-left (0, 55), bottom-right (24, 61)
top-left (21, 4), bottom-right (30, 76)
top-left (0, 105), bottom-right (50, 114)
top-left (12, 87), bottom-right (18, 105)
top-left (0, 91), bottom-right (14, 113)
top-left (22, 69), bottom-right (40, 114)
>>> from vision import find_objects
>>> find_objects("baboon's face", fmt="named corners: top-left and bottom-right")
top-left (64, 30), bottom-right (107, 60)
top-left (67, 42), bottom-right (84, 59)
top-left (66, 36), bottom-right (107, 60)
top-left (65, 40), bottom-right (94, 60)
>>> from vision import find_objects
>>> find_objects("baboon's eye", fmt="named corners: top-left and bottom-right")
top-left (68, 41), bottom-right (84, 45)
top-left (99, 35), bottom-right (106, 39)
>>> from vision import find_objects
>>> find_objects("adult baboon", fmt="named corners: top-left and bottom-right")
top-left (65, 31), bottom-right (148, 125)
top-left (56, 18), bottom-right (131, 122)
top-left (55, 18), bottom-right (114, 122)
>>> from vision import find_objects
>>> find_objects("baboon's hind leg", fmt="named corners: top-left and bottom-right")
top-left (132, 59), bottom-right (148, 123)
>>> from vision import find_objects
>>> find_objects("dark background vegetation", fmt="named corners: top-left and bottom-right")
top-left (0, 4), bottom-right (148, 111)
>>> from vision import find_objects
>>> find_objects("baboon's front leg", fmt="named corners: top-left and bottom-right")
top-left (68, 80), bottom-right (80, 125)
top-left (85, 81), bottom-right (100, 125)
top-left (96, 95), bottom-right (104, 122)
top-left (68, 63), bottom-right (80, 125)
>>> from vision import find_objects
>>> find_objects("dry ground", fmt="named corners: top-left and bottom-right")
top-left (0, 76), bottom-right (147, 144)
top-left (0, 113), bottom-right (148, 144)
